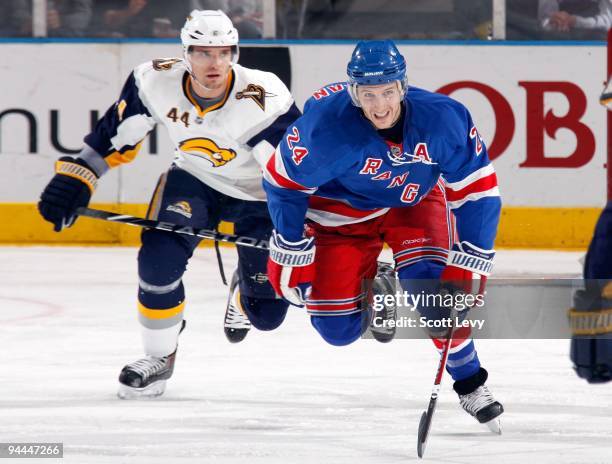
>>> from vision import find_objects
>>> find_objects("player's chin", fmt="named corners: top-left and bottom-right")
top-left (371, 115), bottom-right (394, 129)
top-left (204, 78), bottom-right (224, 89)
top-left (365, 110), bottom-right (392, 129)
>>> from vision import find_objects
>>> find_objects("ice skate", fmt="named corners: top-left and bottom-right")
top-left (459, 384), bottom-right (504, 433)
top-left (224, 271), bottom-right (251, 343)
top-left (369, 262), bottom-right (398, 343)
top-left (117, 350), bottom-right (177, 399)
top-left (455, 368), bottom-right (504, 434)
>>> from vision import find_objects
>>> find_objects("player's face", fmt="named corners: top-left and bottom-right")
top-left (187, 46), bottom-right (233, 94)
top-left (357, 82), bottom-right (403, 129)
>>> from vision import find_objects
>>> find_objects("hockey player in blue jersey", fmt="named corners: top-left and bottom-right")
top-left (37, 10), bottom-right (301, 398)
top-left (262, 40), bottom-right (504, 429)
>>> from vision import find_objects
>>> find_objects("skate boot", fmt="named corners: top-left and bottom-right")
top-left (454, 368), bottom-right (504, 434)
top-left (118, 351), bottom-right (177, 399)
top-left (117, 320), bottom-right (185, 399)
top-left (369, 262), bottom-right (398, 343)
top-left (224, 271), bottom-right (251, 343)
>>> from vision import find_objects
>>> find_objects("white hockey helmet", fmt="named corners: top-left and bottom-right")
top-left (181, 10), bottom-right (239, 64)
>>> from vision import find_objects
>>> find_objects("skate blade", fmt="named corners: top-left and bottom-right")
top-left (117, 380), bottom-right (167, 400)
top-left (370, 328), bottom-right (396, 343)
top-left (484, 417), bottom-right (502, 435)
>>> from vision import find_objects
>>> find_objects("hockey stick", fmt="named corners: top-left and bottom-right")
top-left (76, 207), bottom-right (270, 250)
top-left (416, 308), bottom-right (457, 459)
top-left (417, 279), bottom-right (488, 458)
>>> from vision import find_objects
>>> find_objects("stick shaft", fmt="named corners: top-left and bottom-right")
top-left (417, 312), bottom-right (457, 458)
top-left (76, 207), bottom-right (270, 250)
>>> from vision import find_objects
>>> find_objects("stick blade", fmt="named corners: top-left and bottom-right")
top-left (417, 411), bottom-right (429, 458)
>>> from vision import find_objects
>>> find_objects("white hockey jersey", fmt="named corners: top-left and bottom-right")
top-left (80, 58), bottom-right (300, 201)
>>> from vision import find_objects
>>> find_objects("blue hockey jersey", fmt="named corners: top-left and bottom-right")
top-left (262, 83), bottom-right (501, 250)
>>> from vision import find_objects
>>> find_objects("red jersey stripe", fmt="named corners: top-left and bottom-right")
top-left (444, 172), bottom-right (498, 202)
top-left (265, 154), bottom-right (311, 191)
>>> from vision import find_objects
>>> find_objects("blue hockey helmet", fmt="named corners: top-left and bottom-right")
top-left (346, 40), bottom-right (408, 106)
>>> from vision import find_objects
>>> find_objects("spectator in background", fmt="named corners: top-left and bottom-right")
top-left (0, 0), bottom-right (31, 36)
top-left (228, 0), bottom-right (262, 38)
top-left (454, 0), bottom-right (493, 39)
top-left (46, 0), bottom-right (92, 37)
top-left (93, 0), bottom-right (262, 39)
top-left (199, 0), bottom-right (262, 38)
top-left (200, 0), bottom-right (229, 9)
top-left (0, 0), bottom-right (92, 37)
top-left (97, 0), bottom-right (196, 37)
top-left (506, 0), bottom-right (540, 40)
top-left (539, 0), bottom-right (611, 33)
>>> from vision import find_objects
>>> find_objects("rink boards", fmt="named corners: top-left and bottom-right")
top-left (0, 41), bottom-right (607, 247)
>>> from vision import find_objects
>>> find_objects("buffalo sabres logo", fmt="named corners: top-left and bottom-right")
top-left (152, 58), bottom-right (181, 71)
top-left (236, 84), bottom-right (274, 111)
top-left (166, 200), bottom-right (193, 218)
top-left (179, 138), bottom-right (237, 167)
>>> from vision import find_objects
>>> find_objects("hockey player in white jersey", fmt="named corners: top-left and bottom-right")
top-left (37, 10), bottom-right (301, 398)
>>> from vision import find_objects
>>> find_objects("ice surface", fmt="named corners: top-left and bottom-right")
top-left (1, 246), bottom-right (610, 463)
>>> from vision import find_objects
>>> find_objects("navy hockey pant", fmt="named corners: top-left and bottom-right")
top-left (137, 166), bottom-right (288, 353)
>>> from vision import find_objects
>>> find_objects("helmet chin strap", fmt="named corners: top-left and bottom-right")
top-left (190, 73), bottom-right (216, 93)
top-left (183, 52), bottom-right (212, 93)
